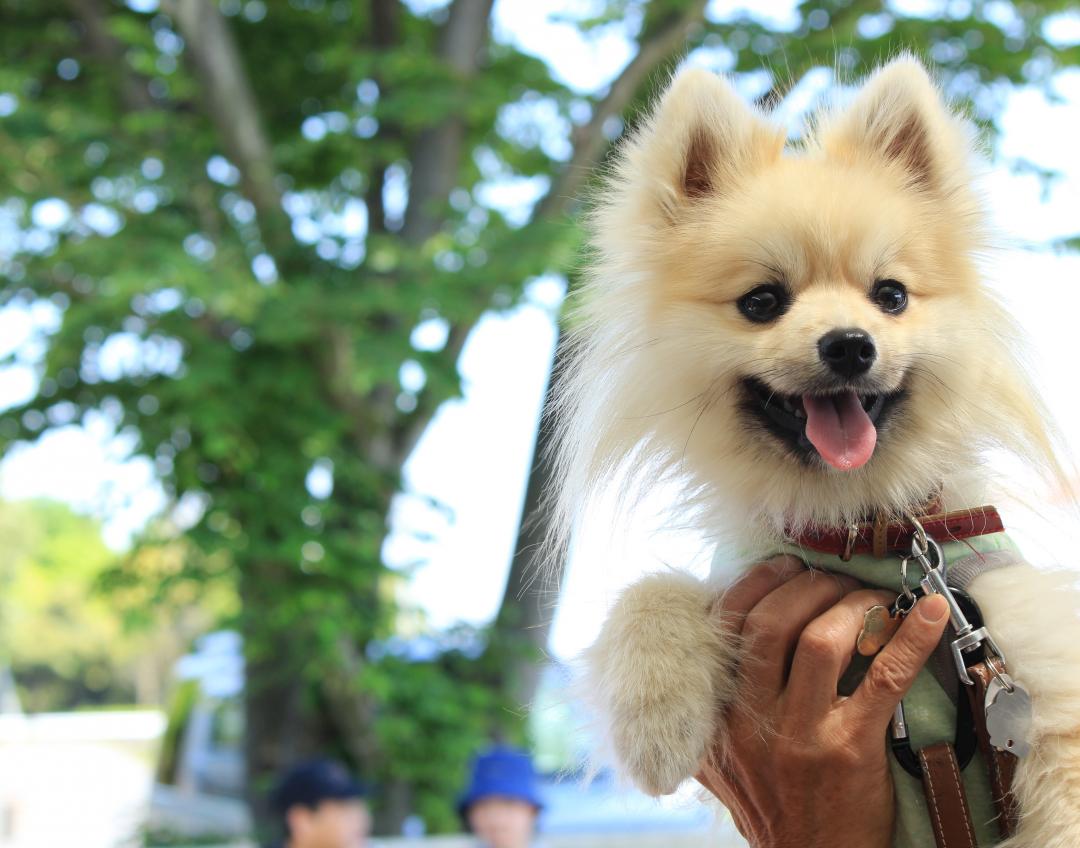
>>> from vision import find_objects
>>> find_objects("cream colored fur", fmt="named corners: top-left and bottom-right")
top-left (584, 571), bottom-right (738, 795)
top-left (552, 56), bottom-right (1080, 845)
top-left (969, 565), bottom-right (1080, 848)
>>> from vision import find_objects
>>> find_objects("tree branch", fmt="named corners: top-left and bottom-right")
top-left (401, 0), bottom-right (496, 245)
top-left (364, 0), bottom-right (401, 235)
top-left (379, 1), bottom-right (496, 459)
top-left (536, 0), bottom-right (708, 221)
top-left (68, 0), bottom-right (156, 113)
top-left (165, 0), bottom-right (293, 256)
top-left (389, 3), bottom-right (709, 473)
top-left (369, 0), bottom-right (400, 47)
top-left (391, 323), bottom-right (469, 466)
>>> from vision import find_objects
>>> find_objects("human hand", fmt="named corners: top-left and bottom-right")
top-left (695, 556), bottom-right (950, 848)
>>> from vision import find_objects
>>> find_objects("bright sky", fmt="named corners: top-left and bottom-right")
top-left (2, 1), bottom-right (1080, 662)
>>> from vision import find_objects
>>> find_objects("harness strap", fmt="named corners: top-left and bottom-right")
top-left (912, 583), bottom-right (1022, 846)
top-left (918, 742), bottom-right (978, 848)
top-left (966, 660), bottom-right (1021, 839)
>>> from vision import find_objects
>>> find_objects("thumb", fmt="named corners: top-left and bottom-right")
top-left (847, 593), bottom-right (950, 728)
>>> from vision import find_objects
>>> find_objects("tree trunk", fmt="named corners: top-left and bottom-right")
top-left (373, 780), bottom-right (414, 836)
top-left (402, 0), bottom-right (496, 244)
top-left (493, 350), bottom-right (563, 709)
top-left (166, 0), bottom-right (291, 254)
top-left (240, 565), bottom-right (320, 843)
top-left (494, 0), bottom-right (712, 709)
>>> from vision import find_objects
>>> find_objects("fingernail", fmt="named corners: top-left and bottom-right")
top-left (917, 594), bottom-right (948, 623)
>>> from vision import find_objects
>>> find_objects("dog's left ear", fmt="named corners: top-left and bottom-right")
top-left (819, 56), bottom-right (972, 192)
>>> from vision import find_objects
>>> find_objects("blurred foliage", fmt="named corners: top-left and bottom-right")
top-left (140, 826), bottom-right (239, 848)
top-left (0, 499), bottom-right (119, 709)
top-left (0, 0), bottom-right (1077, 835)
top-left (155, 677), bottom-right (200, 785)
top-left (0, 498), bottom-right (227, 710)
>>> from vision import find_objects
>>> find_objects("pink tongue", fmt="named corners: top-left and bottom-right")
top-left (802, 391), bottom-right (878, 471)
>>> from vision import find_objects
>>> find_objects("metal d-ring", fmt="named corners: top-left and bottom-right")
top-left (906, 512), bottom-right (929, 558)
top-left (899, 556), bottom-right (916, 605)
top-left (905, 513), bottom-right (948, 583)
top-left (987, 655), bottom-right (1016, 695)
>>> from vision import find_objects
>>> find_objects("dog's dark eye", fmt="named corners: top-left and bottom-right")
top-left (872, 280), bottom-right (908, 314)
top-left (737, 284), bottom-right (789, 323)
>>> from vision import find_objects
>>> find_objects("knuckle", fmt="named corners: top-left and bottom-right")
top-left (797, 628), bottom-right (839, 664)
top-left (865, 652), bottom-right (911, 699)
top-left (741, 557), bottom-right (803, 589)
top-left (741, 608), bottom-right (775, 643)
top-left (765, 553), bottom-right (804, 573)
top-left (832, 574), bottom-right (862, 594)
top-left (743, 560), bottom-right (780, 583)
top-left (891, 623), bottom-right (935, 665)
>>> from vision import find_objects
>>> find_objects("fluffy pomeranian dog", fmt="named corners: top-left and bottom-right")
top-left (550, 57), bottom-right (1080, 846)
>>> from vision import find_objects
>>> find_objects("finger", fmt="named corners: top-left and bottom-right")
top-left (845, 593), bottom-right (950, 728)
top-left (711, 555), bottom-right (805, 630)
top-left (695, 766), bottom-right (724, 801)
top-left (783, 588), bottom-right (896, 714)
top-left (694, 766), bottom-right (756, 839)
top-left (740, 569), bottom-right (862, 695)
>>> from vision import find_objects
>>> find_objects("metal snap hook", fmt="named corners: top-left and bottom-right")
top-left (906, 512), bottom-right (929, 557)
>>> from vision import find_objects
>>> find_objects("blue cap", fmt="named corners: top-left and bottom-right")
top-left (458, 746), bottom-right (544, 817)
top-left (271, 758), bottom-right (366, 813)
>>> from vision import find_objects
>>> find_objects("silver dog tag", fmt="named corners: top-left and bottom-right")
top-left (985, 677), bottom-right (1033, 759)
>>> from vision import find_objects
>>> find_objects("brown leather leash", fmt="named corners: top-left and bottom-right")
top-left (966, 660), bottom-right (1021, 840)
top-left (919, 741), bottom-right (979, 848)
top-left (920, 656), bottom-right (1020, 848)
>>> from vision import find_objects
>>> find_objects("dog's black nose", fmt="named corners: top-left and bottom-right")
top-left (818, 328), bottom-right (876, 378)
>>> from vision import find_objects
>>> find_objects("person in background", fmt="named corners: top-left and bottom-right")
top-left (458, 746), bottom-right (544, 848)
top-left (269, 758), bottom-right (370, 848)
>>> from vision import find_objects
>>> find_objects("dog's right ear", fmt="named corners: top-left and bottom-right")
top-left (626, 69), bottom-right (782, 224)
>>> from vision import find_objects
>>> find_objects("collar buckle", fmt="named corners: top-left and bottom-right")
top-left (841, 524), bottom-right (858, 561)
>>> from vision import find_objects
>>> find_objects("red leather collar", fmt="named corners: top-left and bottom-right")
top-left (789, 506), bottom-right (1005, 561)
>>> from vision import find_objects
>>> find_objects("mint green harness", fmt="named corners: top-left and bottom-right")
top-left (774, 532), bottom-right (1021, 847)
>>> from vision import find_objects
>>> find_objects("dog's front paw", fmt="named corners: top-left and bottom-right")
top-left (586, 571), bottom-right (738, 796)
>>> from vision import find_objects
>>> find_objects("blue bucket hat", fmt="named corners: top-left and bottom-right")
top-left (458, 746), bottom-right (544, 818)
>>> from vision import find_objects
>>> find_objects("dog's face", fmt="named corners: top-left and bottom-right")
top-left (560, 58), bottom-right (1056, 532)
top-left (659, 147), bottom-right (976, 475)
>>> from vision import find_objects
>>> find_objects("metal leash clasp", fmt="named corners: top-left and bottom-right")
top-left (906, 515), bottom-right (1008, 687)
top-left (889, 514), bottom-right (1032, 764)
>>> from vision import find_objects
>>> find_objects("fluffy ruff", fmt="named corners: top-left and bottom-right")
top-left (971, 565), bottom-right (1080, 848)
top-left (553, 56), bottom-right (1079, 846)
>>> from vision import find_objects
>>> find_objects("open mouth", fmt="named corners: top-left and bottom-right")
top-left (741, 378), bottom-right (905, 471)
